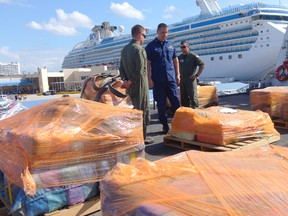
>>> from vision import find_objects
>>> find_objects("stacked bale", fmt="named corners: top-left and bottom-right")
top-left (170, 106), bottom-right (278, 145)
top-left (250, 86), bottom-right (288, 121)
top-left (0, 97), bottom-right (144, 215)
top-left (100, 145), bottom-right (288, 215)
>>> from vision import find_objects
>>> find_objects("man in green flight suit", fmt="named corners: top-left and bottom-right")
top-left (178, 41), bottom-right (205, 108)
top-left (119, 24), bottom-right (154, 144)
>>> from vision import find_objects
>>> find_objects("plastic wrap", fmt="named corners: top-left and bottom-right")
top-left (170, 106), bottom-right (279, 145)
top-left (250, 86), bottom-right (288, 120)
top-left (81, 75), bottom-right (133, 108)
top-left (0, 170), bottom-right (99, 216)
top-left (0, 97), bottom-right (144, 195)
top-left (0, 99), bottom-right (27, 120)
top-left (198, 85), bottom-right (219, 108)
top-left (100, 145), bottom-right (288, 216)
top-left (167, 85), bottom-right (219, 109)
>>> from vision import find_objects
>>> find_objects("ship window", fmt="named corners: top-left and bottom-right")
top-left (81, 76), bottom-right (88, 80)
top-left (260, 45), bottom-right (263, 47)
top-left (238, 54), bottom-right (242, 58)
top-left (260, 31), bottom-right (263, 33)
top-left (228, 55), bottom-right (232, 59)
top-left (219, 56), bottom-right (223, 60)
top-left (266, 30), bottom-right (269, 32)
top-left (260, 38), bottom-right (263, 40)
top-left (267, 37), bottom-right (269, 39)
top-left (211, 57), bottom-right (214, 61)
top-left (267, 44), bottom-right (269, 47)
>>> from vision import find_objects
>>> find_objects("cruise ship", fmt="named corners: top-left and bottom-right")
top-left (62, 0), bottom-right (288, 83)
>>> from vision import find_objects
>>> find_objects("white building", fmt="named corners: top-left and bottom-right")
top-left (0, 62), bottom-right (20, 75)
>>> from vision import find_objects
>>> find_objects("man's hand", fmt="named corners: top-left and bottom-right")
top-left (121, 80), bottom-right (132, 89)
top-left (176, 74), bottom-right (180, 85)
top-left (190, 74), bottom-right (198, 80)
top-left (148, 78), bottom-right (154, 89)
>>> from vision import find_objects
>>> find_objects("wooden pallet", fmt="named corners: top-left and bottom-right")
top-left (273, 119), bottom-right (288, 129)
top-left (164, 134), bottom-right (280, 151)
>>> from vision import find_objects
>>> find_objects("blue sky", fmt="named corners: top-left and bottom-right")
top-left (0, 0), bottom-right (287, 73)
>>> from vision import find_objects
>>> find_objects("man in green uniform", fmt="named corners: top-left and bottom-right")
top-left (119, 24), bottom-right (153, 144)
top-left (178, 41), bottom-right (205, 108)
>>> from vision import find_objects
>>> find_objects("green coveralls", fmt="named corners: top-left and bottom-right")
top-left (178, 52), bottom-right (205, 108)
top-left (119, 39), bottom-right (150, 138)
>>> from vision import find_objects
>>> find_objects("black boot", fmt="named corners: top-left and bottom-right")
top-left (162, 123), bottom-right (169, 134)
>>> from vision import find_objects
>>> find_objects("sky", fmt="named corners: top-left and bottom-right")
top-left (0, 0), bottom-right (287, 73)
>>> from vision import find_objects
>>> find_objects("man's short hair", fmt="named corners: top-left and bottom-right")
top-left (131, 24), bottom-right (145, 37)
top-left (181, 41), bottom-right (189, 46)
top-left (157, 23), bottom-right (168, 30)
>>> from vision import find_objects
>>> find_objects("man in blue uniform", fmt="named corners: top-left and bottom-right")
top-left (145, 23), bottom-right (180, 134)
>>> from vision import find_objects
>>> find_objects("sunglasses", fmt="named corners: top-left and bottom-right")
top-left (142, 33), bottom-right (146, 38)
top-left (180, 46), bottom-right (188, 49)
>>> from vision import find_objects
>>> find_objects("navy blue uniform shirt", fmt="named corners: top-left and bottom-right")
top-left (145, 38), bottom-right (177, 83)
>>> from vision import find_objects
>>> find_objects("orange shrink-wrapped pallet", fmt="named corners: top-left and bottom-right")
top-left (171, 106), bottom-right (279, 145)
top-left (250, 86), bottom-right (288, 121)
top-left (100, 145), bottom-right (288, 216)
top-left (198, 85), bottom-right (219, 108)
top-left (0, 97), bottom-right (144, 195)
top-left (167, 85), bottom-right (218, 109)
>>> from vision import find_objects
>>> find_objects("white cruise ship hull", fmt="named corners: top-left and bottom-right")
top-left (62, 2), bottom-right (288, 83)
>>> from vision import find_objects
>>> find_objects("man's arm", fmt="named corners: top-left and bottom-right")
top-left (190, 64), bottom-right (204, 80)
top-left (119, 50), bottom-right (132, 89)
top-left (119, 51), bottom-right (127, 81)
top-left (173, 57), bottom-right (180, 85)
top-left (147, 60), bottom-right (154, 88)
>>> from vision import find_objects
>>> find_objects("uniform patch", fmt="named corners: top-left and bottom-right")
top-left (168, 45), bottom-right (174, 50)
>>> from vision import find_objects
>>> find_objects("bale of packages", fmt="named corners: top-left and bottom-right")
top-left (81, 74), bottom-right (133, 108)
top-left (197, 84), bottom-right (218, 108)
top-left (0, 97), bottom-right (144, 196)
top-left (167, 85), bottom-right (218, 109)
top-left (250, 86), bottom-right (288, 121)
top-left (170, 106), bottom-right (279, 145)
top-left (0, 171), bottom-right (100, 216)
top-left (100, 145), bottom-right (288, 216)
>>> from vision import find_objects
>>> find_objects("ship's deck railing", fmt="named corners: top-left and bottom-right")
top-left (190, 37), bottom-right (257, 52)
top-left (173, 3), bottom-right (286, 27)
top-left (195, 45), bottom-right (252, 56)
top-left (172, 25), bottom-right (253, 43)
top-left (174, 30), bottom-right (258, 47)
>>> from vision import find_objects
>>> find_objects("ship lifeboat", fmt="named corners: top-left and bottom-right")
top-left (275, 60), bottom-right (288, 82)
